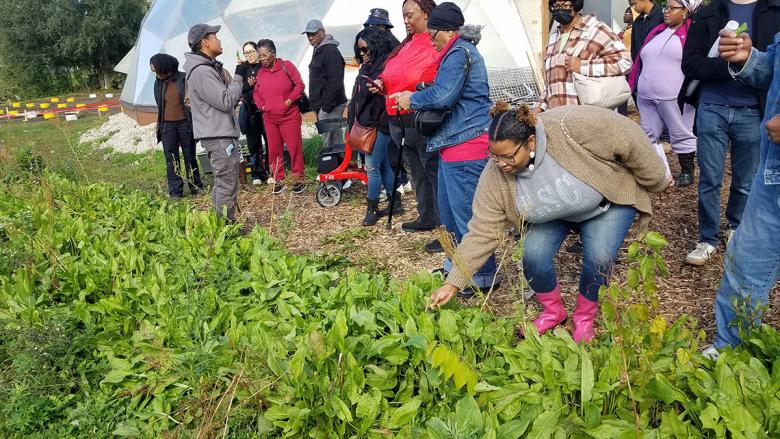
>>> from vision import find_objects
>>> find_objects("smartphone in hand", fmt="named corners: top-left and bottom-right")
top-left (361, 74), bottom-right (382, 92)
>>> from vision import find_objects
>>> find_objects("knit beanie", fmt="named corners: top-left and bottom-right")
top-left (427, 2), bottom-right (464, 31)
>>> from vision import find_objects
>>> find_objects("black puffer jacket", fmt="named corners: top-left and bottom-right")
top-left (308, 35), bottom-right (348, 113)
top-left (153, 71), bottom-right (191, 142)
top-left (680, 0), bottom-right (780, 115)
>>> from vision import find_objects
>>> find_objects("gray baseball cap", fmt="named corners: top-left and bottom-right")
top-left (302, 19), bottom-right (324, 34)
top-left (188, 23), bottom-right (221, 48)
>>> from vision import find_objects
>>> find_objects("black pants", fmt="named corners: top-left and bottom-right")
top-left (246, 111), bottom-right (269, 180)
top-left (160, 120), bottom-right (202, 197)
top-left (389, 114), bottom-right (439, 226)
top-left (386, 137), bottom-right (409, 186)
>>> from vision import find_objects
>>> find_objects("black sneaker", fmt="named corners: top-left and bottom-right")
top-left (401, 218), bottom-right (437, 233)
top-left (431, 267), bottom-right (448, 277)
top-left (272, 183), bottom-right (285, 195)
top-left (292, 182), bottom-right (305, 194)
top-left (425, 239), bottom-right (444, 253)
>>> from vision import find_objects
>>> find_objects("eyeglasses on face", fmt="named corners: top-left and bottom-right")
top-left (662, 5), bottom-right (686, 12)
top-left (358, 47), bottom-right (370, 54)
top-left (550, 1), bottom-right (573, 11)
top-left (488, 144), bottom-right (524, 164)
top-left (428, 30), bottom-right (440, 42)
top-left (243, 50), bottom-right (257, 55)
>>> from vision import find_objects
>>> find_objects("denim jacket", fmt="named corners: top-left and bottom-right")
top-left (731, 31), bottom-right (780, 184)
top-left (410, 38), bottom-right (491, 152)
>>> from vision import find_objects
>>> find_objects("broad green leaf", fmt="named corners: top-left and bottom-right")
top-left (438, 310), bottom-right (459, 342)
top-left (330, 395), bottom-right (353, 422)
top-left (497, 419), bottom-right (531, 439)
top-left (112, 423), bottom-right (141, 437)
top-left (356, 388), bottom-right (382, 420)
top-left (580, 346), bottom-right (594, 404)
top-left (387, 398), bottom-right (422, 429)
top-left (454, 395), bottom-right (483, 430)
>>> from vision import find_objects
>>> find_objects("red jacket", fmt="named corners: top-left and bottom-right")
top-left (380, 32), bottom-right (438, 115)
top-left (253, 59), bottom-right (305, 121)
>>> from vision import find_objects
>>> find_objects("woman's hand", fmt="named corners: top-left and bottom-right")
top-left (565, 50), bottom-right (588, 73)
top-left (429, 284), bottom-right (459, 310)
top-left (248, 76), bottom-right (256, 87)
top-left (368, 78), bottom-right (384, 94)
top-left (284, 99), bottom-right (293, 107)
top-left (390, 91), bottom-right (413, 111)
top-left (766, 114), bottom-right (780, 143)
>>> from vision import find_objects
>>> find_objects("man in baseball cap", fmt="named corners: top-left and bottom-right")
top-left (302, 18), bottom-right (347, 149)
top-left (183, 23), bottom-right (247, 222)
top-left (187, 23), bottom-right (223, 53)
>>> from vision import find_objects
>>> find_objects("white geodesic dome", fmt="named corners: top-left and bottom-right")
top-left (119, 0), bottom-right (543, 117)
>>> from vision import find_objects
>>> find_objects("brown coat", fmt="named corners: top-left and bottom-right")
top-left (445, 105), bottom-right (670, 289)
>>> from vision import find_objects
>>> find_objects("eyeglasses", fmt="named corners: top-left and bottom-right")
top-left (358, 47), bottom-right (369, 54)
top-left (243, 50), bottom-right (257, 56)
top-left (550, 2), bottom-right (573, 10)
top-left (429, 30), bottom-right (440, 42)
top-left (662, 5), bottom-right (686, 12)
top-left (488, 144), bottom-right (524, 164)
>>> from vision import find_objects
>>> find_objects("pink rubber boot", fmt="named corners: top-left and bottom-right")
top-left (572, 294), bottom-right (599, 343)
top-left (518, 284), bottom-right (568, 337)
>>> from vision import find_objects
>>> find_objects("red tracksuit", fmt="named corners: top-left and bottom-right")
top-left (253, 58), bottom-right (306, 181)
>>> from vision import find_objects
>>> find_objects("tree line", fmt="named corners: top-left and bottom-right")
top-left (0, 0), bottom-right (147, 100)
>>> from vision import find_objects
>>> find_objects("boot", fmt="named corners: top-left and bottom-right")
top-left (675, 152), bottom-right (695, 188)
top-left (378, 195), bottom-right (405, 217)
top-left (572, 294), bottom-right (599, 343)
top-left (362, 198), bottom-right (380, 226)
top-left (518, 284), bottom-right (567, 337)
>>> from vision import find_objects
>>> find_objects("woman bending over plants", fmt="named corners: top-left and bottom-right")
top-left (428, 103), bottom-right (671, 342)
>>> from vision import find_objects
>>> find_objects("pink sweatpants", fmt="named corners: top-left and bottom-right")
top-left (263, 111), bottom-right (305, 181)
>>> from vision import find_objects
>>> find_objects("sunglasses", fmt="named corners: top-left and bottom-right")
top-left (358, 47), bottom-right (370, 54)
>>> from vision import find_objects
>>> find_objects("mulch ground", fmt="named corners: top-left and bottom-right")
top-left (225, 147), bottom-right (780, 339)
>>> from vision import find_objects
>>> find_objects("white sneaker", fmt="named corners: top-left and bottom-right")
top-left (403, 182), bottom-right (413, 193)
top-left (342, 180), bottom-right (352, 190)
top-left (379, 189), bottom-right (388, 203)
top-left (252, 179), bottom-right (262, 186)
top-left (702, 345), bottom-right (720, 361)
top-left (266, 177), bottom-right (276, 185)
top-left (685, 242), bottom-right (717, 266)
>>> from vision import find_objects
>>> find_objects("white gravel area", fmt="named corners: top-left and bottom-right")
top-left (79, 113), bottom-right (159, 154)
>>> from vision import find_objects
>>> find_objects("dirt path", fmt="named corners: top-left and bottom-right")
top-left (229, 152), bottom-right (779, 337)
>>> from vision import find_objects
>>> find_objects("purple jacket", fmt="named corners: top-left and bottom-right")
top-left (628, 20), bottom-right (691, 92)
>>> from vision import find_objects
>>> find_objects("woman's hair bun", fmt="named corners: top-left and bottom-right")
top-left (489, 101), bottom-right (511, 117)
top-left (514, 105), bottom-right (537, 127)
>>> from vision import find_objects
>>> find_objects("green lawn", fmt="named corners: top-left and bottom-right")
top-left (0, 115), bottom-right (168, 194)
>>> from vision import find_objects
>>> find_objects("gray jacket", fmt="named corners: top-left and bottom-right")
top-left (183, 52), bottom-right (243, 140)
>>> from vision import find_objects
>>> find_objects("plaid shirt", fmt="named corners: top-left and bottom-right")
top-left (540, 15), bottom-right (633, 110)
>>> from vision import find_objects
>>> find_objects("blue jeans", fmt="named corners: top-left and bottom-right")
top-left (438, 158), bottom-right (497, 289)
top-left (696, 104), bottom-right (761, 245)
top-left (714, 161), bottom-right (780, 348)
top-left (365, 132), bottom-right (395, 201)
top-left (522, 204), bottom-right (637, 301)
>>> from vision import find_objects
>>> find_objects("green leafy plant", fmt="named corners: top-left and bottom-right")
top-left (1, 174), bottom-right (779, 438)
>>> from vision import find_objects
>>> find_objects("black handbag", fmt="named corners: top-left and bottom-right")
top-left (280, 62), bottom-right (311, 113)
top-left (414, 47), bottom-right (473, 137)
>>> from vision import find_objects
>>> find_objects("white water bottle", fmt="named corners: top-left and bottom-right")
top-left (685, 20), bottom-right (740, 97)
